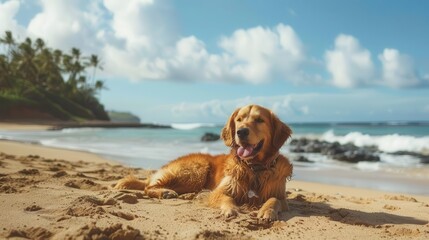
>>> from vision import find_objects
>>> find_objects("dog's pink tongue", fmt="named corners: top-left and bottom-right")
top-left (237, 146), bottom-right (254, 158)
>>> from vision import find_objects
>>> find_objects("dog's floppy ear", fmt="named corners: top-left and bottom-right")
top-left (271, 112), bottom-right (292, 151)
top-left (221, 108), bottom-right (240, 147)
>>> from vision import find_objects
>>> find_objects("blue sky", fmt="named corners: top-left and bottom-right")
top-left (1, 0), bottom-right (429, 124)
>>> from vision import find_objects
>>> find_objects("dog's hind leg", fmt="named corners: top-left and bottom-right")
top-left (144, 161), bottom-right (210, 199)
top-left (145, 187), bottom-right (179, 199)
top-left (114, 175), bottom-right (148, 190)
top-left (143, 168), bottom-right (182, 199)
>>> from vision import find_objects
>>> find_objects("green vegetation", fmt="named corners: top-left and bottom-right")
top-left (108, 111), bottom-right (141, 123)
top-left (0, 30), bottom-right (109, 121)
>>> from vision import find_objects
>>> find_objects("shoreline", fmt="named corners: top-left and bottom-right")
top-left (1, 121), bottom-right (429, 196)
top-left (0, 139), bottom-right (117, 165)
top-left (0, 136), bottom-right (428, 200)
top-left (1, 138), bottom-right (429, 196)
top-left (1, 140), bottom-right (428, 201)
top-left (0, 120), bottom-right (171, 131)
top-left (1, 138), bottom-right (429, 239)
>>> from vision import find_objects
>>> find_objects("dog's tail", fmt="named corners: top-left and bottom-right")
top-left (114, 175), bottom-right (148, 191)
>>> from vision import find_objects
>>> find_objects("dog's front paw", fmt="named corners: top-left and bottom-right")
top-left (161, 190), bottom-right (178, 199)
top-left (221, 206), bottom-right (238, 218)
top-left (257, 208), bottom-right (278, 222)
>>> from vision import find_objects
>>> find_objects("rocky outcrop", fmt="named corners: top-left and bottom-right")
top-left (201, 133), bottom-right (220, 142)
top-left (290, 138), bottom-right (380, 163)
top-left (108, 111), bottom-right (141, 123)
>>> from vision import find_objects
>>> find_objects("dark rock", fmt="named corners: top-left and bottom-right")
top-left (321, 142), bottom-right (344, 156)
top-left (303, 141), bottom-right (324, 153)
top-left (293, 156), bottom-right (313, 163)
top-left (201, 132), bottom-right (220, 142)
top-left (289, 139), bottom-right (299, 145)
top-left (289, 138), bottom-right (311, 153)
top-left (392, 151), bottom-right (429, 164)
top-left (290, 138), bottom-right (309, 146)
top-left (333, 150), bottom-right (380, 163)
top-left (289, 138), bottom-right (380, 164)
top-left (290, 146), bottom-right (305, 153)
top-left (421, 158), bottom-right (429, 164)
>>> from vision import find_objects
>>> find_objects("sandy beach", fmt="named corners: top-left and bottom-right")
top-left (1, 124), bottom-right (429, 239)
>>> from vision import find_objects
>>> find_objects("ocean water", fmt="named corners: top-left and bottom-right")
top-left (1, 122), bottom-right (429, 195)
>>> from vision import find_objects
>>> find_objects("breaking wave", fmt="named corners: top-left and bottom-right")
top-left (171, 123), bottom-right (217, 130)
top-left (321, 130), bottom-right (429, 154)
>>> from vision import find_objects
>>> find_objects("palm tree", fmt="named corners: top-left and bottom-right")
top-left (53, 49), bottom-right (62, 64)
top-left (0, 31), bottom-right (109, 121)
top-left (35, 48), bottom-right (63, 90)
top-left (15, 39), bottom-right (38, 84)
top-left (71, 47), bottom-right (81, 61)
top-left (87, 54), bottom-right (103, 84)
top-left (68, 48), bottom-right (85, 83)
top-left (23, 37), bottom-right (32, 48)
top-left (94, 80), bottom-right (106, 91)
top-left (0, 31), bottom-right (16, 62)
top-left (35, 38), bottom-right (45, 53)
top-left (62, 54), bottom-right (72, 71)
top-left (0, 55), bottom-right (11, 89)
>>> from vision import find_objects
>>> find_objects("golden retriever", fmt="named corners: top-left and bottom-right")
top-left (115, 104), bottom-right (293, 221)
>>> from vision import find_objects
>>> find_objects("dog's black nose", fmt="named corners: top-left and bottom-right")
top-left (237, 128), bottom-right (249, 139)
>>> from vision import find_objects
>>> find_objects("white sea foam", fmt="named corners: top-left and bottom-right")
top-left (40, 139), bottom-right (58, 145)
top-left (379, 153), bottom-right (421, 167)
top-left (321, 130), bottom-right (429, 153)
top-left (60, 128), bottom-right (102, 133)
top-left (171, 123), bottom-right (217, 130)
top-left (356, 162), bottom-right (381, 171)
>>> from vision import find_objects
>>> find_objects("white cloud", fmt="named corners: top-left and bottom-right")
top-left (164, 91), bottom-right (429, 123)
top-left (172, 100), bottom-right (228, 120)
top-left (0, 2), bottom-right (318, 85)
top-left (0, 0), bottom-right (26, 39)
top-left (99, 0), bottom-right (233, 81)
top-left (378, 48), bottom-right (422, 88)
top-left (1, 0), bottom-right (427, 89)
top-left (103, 0), bottom-right (177, 53)
top-left (170, 95), bottom-right (314, 123)
top-left (325, 34), bottom-right (375, 88)
top-left (325, 35), bottom-right (429, 89)
top-left (26, 0), bottom-right (104, 53)
top-left (2, 0), bottom-right (316, 84)
top-left (218, 24), bottom-right (309, 84)
top-left (103, 19), bottom-right (316, 84)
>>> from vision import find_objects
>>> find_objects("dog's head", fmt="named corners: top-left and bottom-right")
top-left (221, 104), bottom-right (292, 164)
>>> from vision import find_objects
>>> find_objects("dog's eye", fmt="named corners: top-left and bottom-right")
top-left (236, 117), bottom-right (242, 122)
top-left (255, 118), bottom-right (264, 123)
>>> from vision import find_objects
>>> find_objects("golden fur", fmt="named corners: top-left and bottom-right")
top-left (115, 104), bottom-right (293, 221)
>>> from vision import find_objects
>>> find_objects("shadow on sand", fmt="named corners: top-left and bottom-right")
top-left (278, 193), bottom-right (428, 227)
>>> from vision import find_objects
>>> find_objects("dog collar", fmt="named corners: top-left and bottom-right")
top-left (246, 153), bottom-right (279, 172)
